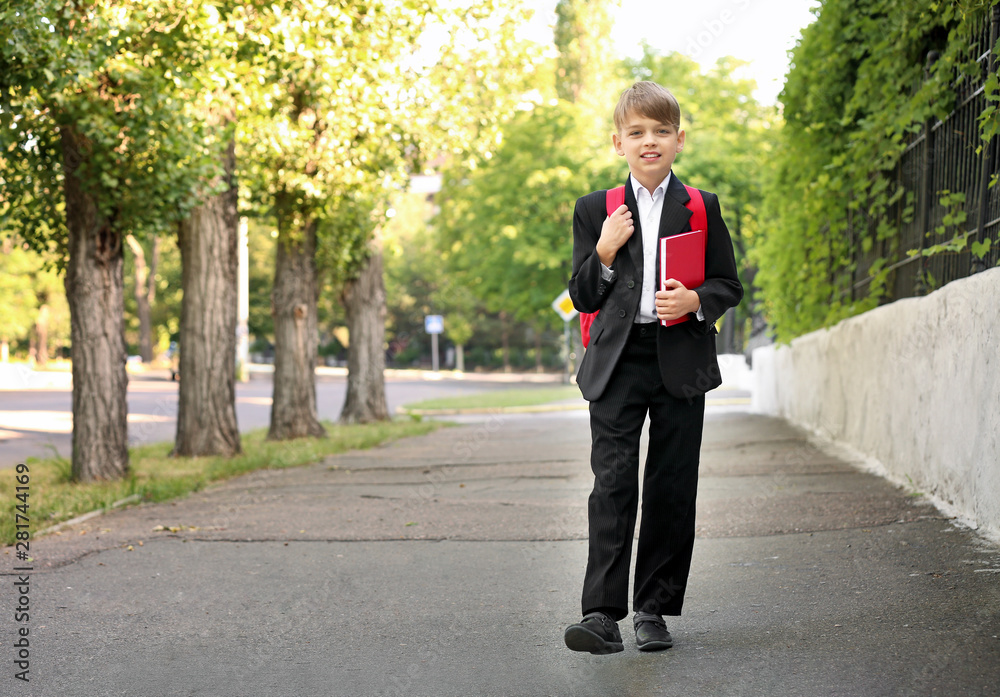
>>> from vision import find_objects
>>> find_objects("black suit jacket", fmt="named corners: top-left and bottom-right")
top-left (568, 174), bottom-right (743, 402)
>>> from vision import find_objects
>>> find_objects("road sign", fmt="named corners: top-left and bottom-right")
top-left (424, 315), bottom-right (444, 334)
top-left (551, 289), bottom-right (578, 322)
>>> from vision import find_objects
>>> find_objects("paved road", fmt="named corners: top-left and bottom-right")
top-left (4, 407), bottom-right (998, 696)
top-left (0, 371), bottom-right (550, 469)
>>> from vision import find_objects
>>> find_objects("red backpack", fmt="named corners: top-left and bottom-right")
top-left (579, 184), bottom-right (706, 348)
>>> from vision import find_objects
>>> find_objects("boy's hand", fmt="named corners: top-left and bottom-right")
top-left (655, 279), bottom-right (701, 321)
top-left (596, 204), bottom-right (633, 267)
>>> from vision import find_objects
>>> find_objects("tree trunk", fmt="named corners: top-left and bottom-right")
top-left (268, 207), bottom-right (326, 440)
top-left (125, 234), bottom-right (154, 362)
top-left (174, 139), bottom-right (241, 457)
top-left (61, 126), bottom-right (129, 481)
top-left (456, 344), bottom-right (465, 372)
top-left (34, 304), bottom-right (49, 367)
top-left (340, 246), bottom-right (389, 423)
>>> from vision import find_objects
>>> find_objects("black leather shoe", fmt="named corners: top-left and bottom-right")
top-left (634, 614), bottom-right (673, 651)
top-left (564, 612), bottom-right (624, 654)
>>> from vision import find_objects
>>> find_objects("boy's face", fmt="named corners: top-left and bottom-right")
top-left (612, 111), bottom-right (685, 192)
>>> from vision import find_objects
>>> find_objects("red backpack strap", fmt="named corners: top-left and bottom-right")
top-left (605, 185), bottom-right (625, 216)
top-left (580, 186), bottom-right (627, 348)
top-left (683, 184), bottom-right (707, 233)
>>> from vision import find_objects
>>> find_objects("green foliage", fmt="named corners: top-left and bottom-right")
top-left (398, 2), bottom-right (617, 360)
top-left (910, 190), bottom-right (972, 259)
top-left (0, 1), bottom-right (233, 258)
top-left (554, 0), bottom-right (620, 111)
top-left (755, 0), bottom-right (998, 342)
top-left (436, 101), bottom-right (607, 331)
top-left (239, 0), bottom-right (539, 285)
top-left (384, 191), bottom-right (452, 349)
top-left (0, 240), bottom-right (37, 343)
top-left (0, 237), bottom-right (69, 355)
top-left (970, 237), bottom-right (992, 259)
top-left (1, 0), bottom-right (540, 361)
top-left (978, 35), bottom-right (1000, 140)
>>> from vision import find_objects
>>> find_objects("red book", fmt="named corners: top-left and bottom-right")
top-left (659, 229), bottom-right (706, 327)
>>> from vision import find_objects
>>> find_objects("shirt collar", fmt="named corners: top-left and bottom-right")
top-left (630, 171), bottom-right (672, 200)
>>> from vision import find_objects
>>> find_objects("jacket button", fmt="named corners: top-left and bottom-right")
top-left (618, 309), bottom-right (626, 318)
top-left (627, 280), bottom-right (635, 289)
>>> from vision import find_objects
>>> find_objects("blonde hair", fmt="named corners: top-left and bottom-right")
top-left (613, 81), bottom-right (681, 131)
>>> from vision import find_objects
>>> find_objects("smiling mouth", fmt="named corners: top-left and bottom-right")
top-left (641, 153), bottom-right (660, 159)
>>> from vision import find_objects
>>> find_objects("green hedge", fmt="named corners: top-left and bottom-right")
top-left (755, 0), bottom-right (999, 342)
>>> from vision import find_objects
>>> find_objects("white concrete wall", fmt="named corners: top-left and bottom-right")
top-left (752, 267), bottom-right (1000, 541)
top-left (718, 353), bottom-right (753, 391)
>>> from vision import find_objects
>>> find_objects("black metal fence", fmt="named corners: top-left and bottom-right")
top-left (848, 6), bottom-right (1000, 303)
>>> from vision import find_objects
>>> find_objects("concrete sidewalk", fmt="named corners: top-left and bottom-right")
top-left (4, 408), bottom-right (1000, 696)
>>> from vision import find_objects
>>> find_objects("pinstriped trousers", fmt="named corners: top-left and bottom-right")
top-left (581, 322), bottom-right (705, 621)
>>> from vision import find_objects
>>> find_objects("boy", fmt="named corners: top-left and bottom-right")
top-left (564, 81), bottom-right (742, 654)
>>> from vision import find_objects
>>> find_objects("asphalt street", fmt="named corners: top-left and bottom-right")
top-left (3, 406), bottom-right (999, 696)
top-left (0, 371), bottom-right (549, 470)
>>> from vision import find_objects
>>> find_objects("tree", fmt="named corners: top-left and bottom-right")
top-left (30, 262), bottom-right (69, 366)
top-left (240, 0), bottom-right (537, 429)
top-left (0, 238), bottom-right (70, 364)
top-left (125, 228), bottom-right (183, 360)
top-left (174, 138), bottom-right (242, 457)
top-left (0, 239), bottom-right (37, 362)
top-left (340, 232), bottom-right (390, 421)
top-left (383, 190), bottom-right (482, 371)
top-left (172, 3), bottom-right (244, 457)
top-left (240, 1), bottom-right (420, 435)
top-left (125, 233), bottom-right (161, 363)
top-left (1, 2), bottom-right (232, 480)
top-left (554, 0), bottom-right (621, 116)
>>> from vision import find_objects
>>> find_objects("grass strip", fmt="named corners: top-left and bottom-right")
top-left (2, 418), bottom-right (440, 547)
top-left (402, 385), bottom-right (581, 411)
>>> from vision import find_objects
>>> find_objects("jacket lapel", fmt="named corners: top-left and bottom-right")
top-left (658, 174), bottom-right (693, 238)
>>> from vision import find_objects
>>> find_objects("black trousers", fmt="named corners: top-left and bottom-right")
top-left (581, 322), bottom-right (705, 621)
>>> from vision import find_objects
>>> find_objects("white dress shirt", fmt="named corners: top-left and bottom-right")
top-left (601, 173), bottom-right (703, 324)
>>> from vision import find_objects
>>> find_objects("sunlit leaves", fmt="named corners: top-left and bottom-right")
top-left (0, 0), bottom-right (236, 259)
top-left (435, 102), bottom-right (597, 329)
top-left (238, 0), bottom-right (538, 281)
